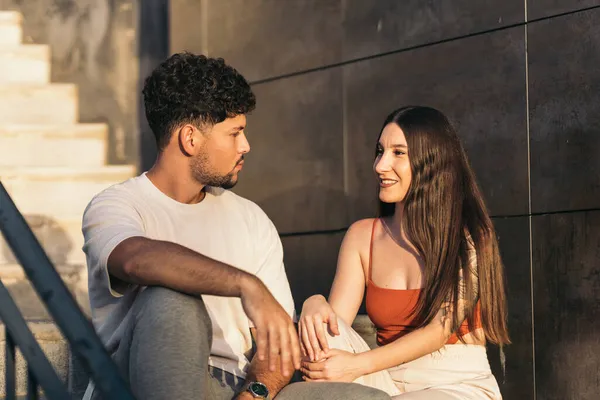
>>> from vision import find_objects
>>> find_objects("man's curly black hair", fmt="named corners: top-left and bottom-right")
top-left (142, 52), bottom-right (256, 150)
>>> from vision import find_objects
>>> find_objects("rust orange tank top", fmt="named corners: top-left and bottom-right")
top-left (365, 219), bottom-right (482, 346)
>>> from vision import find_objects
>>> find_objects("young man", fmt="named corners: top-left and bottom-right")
top-left (82, 53), bottom-right (390, 400)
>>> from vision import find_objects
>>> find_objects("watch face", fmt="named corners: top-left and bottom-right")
top-left (250, 382), bottom-right (269, 398)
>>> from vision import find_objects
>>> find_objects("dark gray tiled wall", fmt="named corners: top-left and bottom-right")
top-left (204, 0), bottom-right (343, 82)
top-left (527, 0), bottom-right (600, 20)
top-left (488, 217), bottom-right (534, 400)
top-left (344, 27), bottom-right (528, 220)
top-left (173, 0), bottom-right (527, 82)
top-left (532, 210), bottom-right (600, 399)
top-left (233, 68), bottom-right (347, 233)
top-left (343, 0), bottom-right (524, 60)
top-left (169, 0), bottom-right (205, 56)
top-left (281, 232), bottom-right (345, 311)
top-left (528, 8), bottom-right (600, 213)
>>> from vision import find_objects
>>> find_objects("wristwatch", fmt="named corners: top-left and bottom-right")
top-left (246, 381), bottom-right (269, 399)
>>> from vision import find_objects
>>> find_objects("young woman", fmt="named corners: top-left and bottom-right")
top-left (298, 106), bottom-right (510, 399)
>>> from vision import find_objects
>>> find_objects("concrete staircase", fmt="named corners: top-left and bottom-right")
top-left (0, 11), bottom-right (136, 397)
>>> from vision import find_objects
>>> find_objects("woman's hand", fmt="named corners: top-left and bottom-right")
top-left (300, 349), bottom-right (364, 383)
top-left (299, 295), bottom-right (340, 361)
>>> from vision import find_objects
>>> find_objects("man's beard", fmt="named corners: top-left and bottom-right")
top-left (190, 152), bottom-right (242, 189)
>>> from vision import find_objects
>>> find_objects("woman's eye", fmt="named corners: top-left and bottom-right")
top-left (394, 150), bottom-right (405, 156)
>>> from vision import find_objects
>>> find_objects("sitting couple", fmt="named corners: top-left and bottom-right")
top-left (81, 53), bottom-right (509, 400)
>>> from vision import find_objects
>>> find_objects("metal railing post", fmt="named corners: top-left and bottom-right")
top-left (0, 281), bottom-right (69, 399)
top-left (0, 181), bottom-right (134, 399)
top-left (5, 326), bottom-right (16, 400)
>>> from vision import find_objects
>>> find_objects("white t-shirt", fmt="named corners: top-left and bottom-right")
top-left (81, 172), bottom-right (296, 378)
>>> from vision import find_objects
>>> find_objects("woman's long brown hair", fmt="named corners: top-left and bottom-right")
top-left (377, 106), bottom-right (510, 345)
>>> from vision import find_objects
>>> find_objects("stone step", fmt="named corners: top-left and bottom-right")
top-left (0, 124), bottom-right (108, 167)
top-left (0, 11), bottom-right (22, 46)
top-left (0, 216), bottom-right (87, 269)
top-left (0, 165), bottom-right (135, 267)
top-left (0, 321), bottom-right (69, 398)
top-left (0, 84), bottom-right (78, 124)
top-left (0, 165), bottom-right (136, 220)
top-left (0, 45), bottom-right (49, 84)
top-left (0, 263), bottom-right (90, 319)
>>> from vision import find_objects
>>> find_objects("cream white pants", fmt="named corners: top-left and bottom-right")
top-left (324, 318), bottom-right (502, 399)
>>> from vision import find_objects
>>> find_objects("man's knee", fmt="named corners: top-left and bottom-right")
top-left (118, 287), bottom-right (213, 399)
top-left (134, 286), bottom-right (212, 338)
top-left (276, 382), bottom-right (391, 400)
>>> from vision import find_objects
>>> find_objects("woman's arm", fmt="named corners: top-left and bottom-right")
top-left (301, 304), bottom-right (453, 381)
top-left (357, 307), bottom-right (451, 375)
top-left (299, 219), bottom-right (372, 359)
top-left (328, 219), bottom-right (373, 324)
top-left (302, 267), bottom-right (480, 380)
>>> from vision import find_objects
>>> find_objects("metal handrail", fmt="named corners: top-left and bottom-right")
top-left (0, 281), bottom-right (69, 399)
top-left (0, 181), bottom-right (134, 399)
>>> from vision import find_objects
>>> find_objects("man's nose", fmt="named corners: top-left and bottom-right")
top-left (239, 133), bottom-right (250, 154)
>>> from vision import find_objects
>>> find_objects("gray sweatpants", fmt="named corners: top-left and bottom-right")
top-left (90, 287), bottom-right (390, 400)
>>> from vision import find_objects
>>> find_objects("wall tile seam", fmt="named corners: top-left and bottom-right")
top-left (248, 4), bottom-right (600, 87)
top-left (277, 208), bottom-right (600, 238)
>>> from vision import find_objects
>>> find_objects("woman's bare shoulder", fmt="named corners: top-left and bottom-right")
top-left (343, 218), bottom-right (378, 251)
top-left (336, 218), bottom-right (378, 278)
top-left (347, 218), bottom-right (377, 235)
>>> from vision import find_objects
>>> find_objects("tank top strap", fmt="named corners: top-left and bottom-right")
top-left (368, 218), bottom-right (378, 281)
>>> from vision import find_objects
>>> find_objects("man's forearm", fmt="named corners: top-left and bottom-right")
top-left (113, 237), bottom-right (256, 297)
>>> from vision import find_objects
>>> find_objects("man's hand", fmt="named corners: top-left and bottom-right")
top-left (240, 276), bottom-right (301, 376)
top-left (234, 392), bottom-right (255, 400)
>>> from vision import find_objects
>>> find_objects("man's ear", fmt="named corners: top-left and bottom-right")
top-left (178, 124), bottom-right (203, 156)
